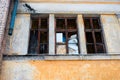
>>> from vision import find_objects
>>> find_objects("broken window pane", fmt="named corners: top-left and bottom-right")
top-left (56, 32), bottom-right (66, 43)
top-left (68, 32), bottom-right (79, 54)
top-left (84, 19), bottom-right (92, 29)
top-left (87, 44), bottom-right (95, 53)
top-left (68, 43), bottom-right (79, 54)
top-left (40, 32), bottom-right (48, 43)
top-left (96, 44), bottom-right (104, 53)
top-left (56, 17), bottom-right (80, 54)
top-left (67, 19), bottom-right (76, 29)
top-left (41, 18), bottom-right (48, 29)
top-left (56, 45), bottom-right (66, 54)
top-left (86, 32), bottom-right (94, 43)
top-left (32, 19), bottom-right (39, 29)
top-left (28, 30), bottom-right (38, 54)
top-left (56, 19), bottom-right (65, 29)
top-left (40, 44), bottom-right (48, 53)
top-left (95, 32), bottom-right (102, 43)
top-left (68, 32), bottom-right (77, 43)
top-left (93, 19), bottom-right (101, 29)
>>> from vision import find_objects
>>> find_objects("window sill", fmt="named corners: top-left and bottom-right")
top-left (3, 54), bottom-right (120, 60)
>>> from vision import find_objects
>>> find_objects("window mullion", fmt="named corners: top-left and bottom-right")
top-left (90, 18), bottom-right (97, 53)
top-left (49, 14), bottom-right (55, 55)
top-left (65, 18), bottom-right (68, 54)
top-left (37, 18), bottom-right (41, 54)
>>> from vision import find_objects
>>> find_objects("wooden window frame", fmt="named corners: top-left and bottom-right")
top-left (28, 15), bottom-right (49, 54)
top-left (55, 17), bottom-right (80, 54)
top-left (84, 17), bottom-right (106, 54)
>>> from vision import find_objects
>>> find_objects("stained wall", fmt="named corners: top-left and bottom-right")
top-left (1, 1), bottom-right (120, 80)
top-left (1, 60), bottom-right (120, 80)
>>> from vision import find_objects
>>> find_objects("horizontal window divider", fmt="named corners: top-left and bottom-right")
top-left (85, 29), bottom-right (102, 32)
top-left (86, 43), bottom-right (94, 44)
top-left (55, 17), bottom-right (76, 19)
top-left (57, 43), bottom-right (66, 45)
top-left (67, 30), bottom-right (77, 32)
top-left (40, 43), bottom-right (48, 44)
top-left (56, 30), bottom-right (66, 32)
top-left (96, 43), bottom-right (104, 45)
top-left (3, 54), bottom-right (120, 60)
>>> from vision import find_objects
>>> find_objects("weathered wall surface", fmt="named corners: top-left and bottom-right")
top-left (0, 0), bottom-right (10, 79)
top-left (0, 0), bottom-right (10, 50)
top-left (5, 14), bottom-right (30, 55)
top-left (118, 14), bottom-right (120, 24)
top-left (17, 3), bottom-right (120, 14)
top-left (101, 14), bottom-right (120, 54)
top-left (4, 14), bottom-right (120, 55)
top-left (20, 0), bottom-right (120, 3)
top-left (1, 60), bottom-right (120, 80)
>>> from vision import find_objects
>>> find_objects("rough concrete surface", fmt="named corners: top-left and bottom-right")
top-left (5, 14), bottom-right (30, 55)
top-left (101, 14), bottom-right (120, 54)
top-left (1, 60), bottom-right (120, 80)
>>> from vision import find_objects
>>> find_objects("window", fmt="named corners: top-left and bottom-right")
top-left (28, 15), bottom-right (49, 54)
top-left (84, 17), bottom-right (106, 54)
top-left (55, 17), bottom-right (80, 55)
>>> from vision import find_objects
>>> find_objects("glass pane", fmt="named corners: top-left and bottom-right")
top-left (93, 18), bottom-right (101, 29)
top-left (96, 44), bottom-right (105, 53)
top-left (68, 32), bottom-right (77, 44)
top-left (40, 32), bottom-right (48, 43)
top-left (68, 43), bottom-right (79, 54)
top-left (56, 45), bottom-right (66, 54)
top-left (84, 19), bottom-right (92, 29)
top-left (56, 19), bottom-right (65, 29)
top-left (32, 19), bottom-right (39, 29)
top-left (86, 32), bottom-right (94, 43)
top-left (41, 18), bottom-right (48, 29)
top-left (56, 32), bottom-right (66, 43)
top-left (87, 44), bottom-right (95, 53)
top-left (40, 44), bottom-right (48, 54)
top-left (67, 19), bottom-right (76, 29)
top-left (95, 32), bottom-right (102, 43)
top-left (28, 30), bottom-right (38, 54)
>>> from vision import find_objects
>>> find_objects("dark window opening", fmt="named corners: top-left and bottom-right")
top-left (67, 19), bottom-right (77, 29)
top-left (84, 17), bottom-right (106, 54)
top-left (28, 16), bottom-right (48, 54)
top-left (56, 19), bottom-right (65, 29)
top-left (95, 32), bottom-right (103, 43)
top-left (86, 32), bottom-right (94, 43)
top-left (93, 18), bottom-right (101, 29)
top-left (55, 17), bottom-right (80, 55)
top-left (84, 19), bottom-right (92, 29)
top-left (87, 44), bottom-right (95, 53)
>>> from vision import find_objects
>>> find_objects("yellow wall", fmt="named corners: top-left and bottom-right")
top-left (1, 60), bottom-right (120, 80)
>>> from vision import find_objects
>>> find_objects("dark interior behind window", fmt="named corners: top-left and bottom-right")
top-left (28, 16), bottom-right (48, 54)
top-left (84, 17), bottom-right (106, 54)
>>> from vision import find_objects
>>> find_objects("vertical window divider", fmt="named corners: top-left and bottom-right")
top-left (47, 18), bottom-right (49, 54)
top-left (37, 18), bottom-right (41, 54)
top-left (65, 18), bottom-right (68, 54)
top-left (90, 18), bottom-right (97, 53)
top-left (76, 18), bottom-right (81, 54)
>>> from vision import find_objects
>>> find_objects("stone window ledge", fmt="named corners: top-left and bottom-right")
top-left (3, 54), bottom-right (120, 60)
